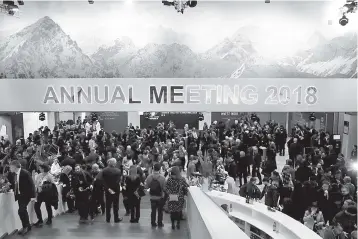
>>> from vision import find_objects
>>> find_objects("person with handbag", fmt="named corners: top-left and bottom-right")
top-left (124, 165), bottom-right (143, 223)
top-left (33, 163), bottom-right (56, 226)
top-left (164, 166), bottom-right (189, 230)
top-left (59, 165), bottom-right (75, 213)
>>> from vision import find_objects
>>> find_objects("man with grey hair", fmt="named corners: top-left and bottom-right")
top-left (101, 158), bottom-right (123, 223)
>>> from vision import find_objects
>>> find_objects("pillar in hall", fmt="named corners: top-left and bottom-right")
top-left (22, 112), bottom-right (48, 137)
top-left (47, 112), bottom-right (56, 131)
top-left (128, 112), bottom-right (141, 128)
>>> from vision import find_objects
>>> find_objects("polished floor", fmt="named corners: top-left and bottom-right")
top-left (7, 152), bottom-right (287, 239)
top-left (8, 196), bottom-right (189, 239)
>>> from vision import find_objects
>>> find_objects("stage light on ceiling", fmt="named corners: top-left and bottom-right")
top-left (339, 14), bottom-right (349, 25)
top-left (338, 0), bottom-right (357, 26)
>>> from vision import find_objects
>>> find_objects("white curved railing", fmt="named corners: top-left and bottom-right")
top-left (206, 190), bottom-right (322, 239)
top-left (187, 186), bottom-right (249, 239)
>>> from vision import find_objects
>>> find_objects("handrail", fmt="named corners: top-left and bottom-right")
top-left (206, 190), bottom-right (322, 239)
top-left (187, 186), bottom-right (249, 239)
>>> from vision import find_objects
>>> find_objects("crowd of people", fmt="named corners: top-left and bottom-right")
top-left (0, 113), bottom-right (357, 239)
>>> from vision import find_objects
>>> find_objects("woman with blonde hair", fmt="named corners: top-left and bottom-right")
top-left (59, 165), bottom-right (75, 212)
top-left (164, 166), bottom-right (189, 230)
top-left (123, 165), bottom-right (142, 223)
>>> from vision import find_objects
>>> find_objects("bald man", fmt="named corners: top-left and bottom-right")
top-left (101, 158), bottom-right (123, 223)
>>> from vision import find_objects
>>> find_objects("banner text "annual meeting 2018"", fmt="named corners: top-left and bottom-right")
top-left (43, 85), bottom-right (261, 105)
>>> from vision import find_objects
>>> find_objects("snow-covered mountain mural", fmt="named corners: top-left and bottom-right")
top-left (0, 17), bottom-right (97, 78)
top-left (0, 16), bottom-right (356, 78)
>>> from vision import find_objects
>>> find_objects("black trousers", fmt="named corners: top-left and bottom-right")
top-left (179, 157), bottom-right (186, 169)
top-left (252, 165), bottom-right (262, 183)
top-left (129, 198), bottom-right (141, 221)
top-left (34, 200), bottom-right (53, 222)
top-left (17, 196), bottom-right (31, 228)
top-left (150, 199), bottom-right (164, 225)
top-left (66, 198), bottom-right (75, 212)
top-left (76, 191), bottom-right (90, 220)
top-left (278, 143), bottom-right (285, 155)
top-left (170, 211), bottom-right (182, 225)
top-left (123, 197), bottom-right (130, 214)
top-left (90, 193), bottom-right (105, 218)
top-left (247, 165), bottom-right (251, 175)
top-left (238, 169), bottom-right (248, 186)
top-left (105, 192), bottom-right (120, 221)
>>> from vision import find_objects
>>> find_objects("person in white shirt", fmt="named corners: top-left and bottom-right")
top-left (34, 164), bottom-right (55, 226)
top-left (85, 121), bottom-right (91, 136)
top-left (50, 158), bottom-right (62, 177)
top-left (191, 128), bottom-right (198, 139)
top-left (89, 136), bottom-right (97, 150)
top-left (224, 173), bottom-right (238, 195)
top-left (93, 120), bottom-right (101, 135)
top-left (123, 156), bottom-right (134, 173)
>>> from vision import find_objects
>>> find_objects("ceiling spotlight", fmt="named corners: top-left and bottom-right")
top-left (339, 14), bottom-right (349, 26)
top-left (187, 0), bottom-right (197, 7)
top-left (88, 0), bottom-right (94, 4)
top-left (265, 0), bottom-right (270, 3)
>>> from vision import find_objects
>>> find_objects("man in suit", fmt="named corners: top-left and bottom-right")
top-left (289, 137), bottom-right (302, 167)
top-left (102, 158), bottom-right (123, 223)
top-left (7, 160), bottom-right (36, 235)
top-left (251, 147), bottom-right (262, 185)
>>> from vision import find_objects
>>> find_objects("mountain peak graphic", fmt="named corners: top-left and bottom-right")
top-left (0, 17), bottom-right (356, 78)
top-left (0, 16), bottom-right (95, 78)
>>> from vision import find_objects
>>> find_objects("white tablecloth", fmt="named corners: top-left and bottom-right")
top-left (0, 184), bottom-right (67, 237)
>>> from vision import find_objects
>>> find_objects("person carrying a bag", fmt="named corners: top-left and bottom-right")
top-left (59, 165), bottom-right (75, 213)
top-left (164, 166), bottom-right (189, 230)
top-left (34, 164), bottom-right (56, 226)
top-left (145, 163), bottom-right (166, 228)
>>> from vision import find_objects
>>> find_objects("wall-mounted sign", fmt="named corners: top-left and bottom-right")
top-left (0, 78), bottom-right (356, 112)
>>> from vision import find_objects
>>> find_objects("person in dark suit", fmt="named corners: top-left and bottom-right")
top-left (102, 158), bottom-right (123, 223)
top-left (289, 137), bottom-right (302, 167)
top-left (60, 151), bottom-right (76, 169)
top-left (251, 146), bottom-right (262, 185)
top-left (238, 151), bottom-right (249, 187)
top-left (72, 164), bottom-right (93, 223)
top-left (7, 160), bottom-right (36, 235)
